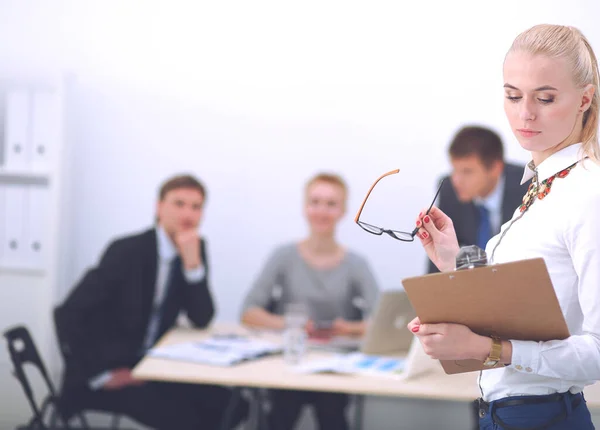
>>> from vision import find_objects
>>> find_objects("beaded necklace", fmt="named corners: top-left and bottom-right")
top-left (519, 160), bottom-right (580, 213)
top-left (488, 159), bottom-right (581, 264)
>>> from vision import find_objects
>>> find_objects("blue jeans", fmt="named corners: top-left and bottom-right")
top-left (478, 392), bottom-right (595, 430)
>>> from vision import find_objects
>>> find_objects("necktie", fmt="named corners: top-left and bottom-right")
top-left (477, 204), bottom-right (491, 250)
top-left (145, 256), bottom-right (181, 349)
top-left (155, 256), bottom-right (181, 342)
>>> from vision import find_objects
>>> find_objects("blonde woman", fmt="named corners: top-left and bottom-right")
top-left (242, 173), bottom-right (379, 430)
top-left (412, 25), bottom-right (599, 429)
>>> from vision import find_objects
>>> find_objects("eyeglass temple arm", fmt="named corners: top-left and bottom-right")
top-left (354, 169), bottom-right (400, 224)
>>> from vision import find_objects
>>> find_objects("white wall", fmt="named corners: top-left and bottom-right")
top-left (1, 1), bottom-right (600, 428)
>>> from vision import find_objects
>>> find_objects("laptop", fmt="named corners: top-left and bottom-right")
top-left (360, 290), bottom-right (416, 355)
top-left (307, 290), bottom-right (416, 354)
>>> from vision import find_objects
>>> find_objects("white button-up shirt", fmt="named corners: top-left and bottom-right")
top-left (481, 143), bottom-right (600, 402)
top-left (141, 225), bottom-right (206, 350)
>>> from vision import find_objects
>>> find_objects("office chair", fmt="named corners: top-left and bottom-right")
top-left (3, 325), bottom-right (124, 430)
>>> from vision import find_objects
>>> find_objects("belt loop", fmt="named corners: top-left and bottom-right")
top-left (477, 398), bottom-right (492, 421)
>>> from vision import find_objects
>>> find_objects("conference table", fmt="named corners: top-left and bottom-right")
top-left (132, 323), bottom-right (600, 429)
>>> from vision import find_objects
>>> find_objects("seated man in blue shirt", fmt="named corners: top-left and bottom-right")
top-left (427, 125), bottom-right (528, 274)
top-left (55, 174), bottom-right (248, 430)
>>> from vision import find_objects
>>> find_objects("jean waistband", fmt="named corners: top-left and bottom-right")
top-left (476, 391), bottom-right (584, 429)
top-left (477, 391), bottom-right (582, 412)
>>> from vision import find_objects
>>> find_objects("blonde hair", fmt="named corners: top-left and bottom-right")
top-left (508, 24), bottom-right (600, 161)
top-left (305, 172), bottom-right (348, 203)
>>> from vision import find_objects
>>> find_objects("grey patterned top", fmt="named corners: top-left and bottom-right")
top-left (241, 243), bottom-right (380, 322)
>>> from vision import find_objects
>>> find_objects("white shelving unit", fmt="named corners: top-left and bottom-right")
top-left (0, 168), bottom-right (51, 181)
top-left (0, 75), bottom-right (70, 424)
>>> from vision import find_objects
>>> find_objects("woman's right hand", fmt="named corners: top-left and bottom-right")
top-left (415, 206), bottom-right (460, 272)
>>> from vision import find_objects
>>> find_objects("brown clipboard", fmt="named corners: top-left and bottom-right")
top-left (401, 258), bottom-right (570, 374)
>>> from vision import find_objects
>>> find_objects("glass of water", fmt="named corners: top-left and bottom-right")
top-left (283, 302), bottom-right (308, 365)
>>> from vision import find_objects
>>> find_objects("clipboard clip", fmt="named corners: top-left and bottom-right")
top-left (455, 245), bottom-right (488, 270)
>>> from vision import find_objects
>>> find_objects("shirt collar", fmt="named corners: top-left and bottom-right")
top-left (520, 143), bottom-right (585, 185)
top-left (156, 225), bottom-right (178, 262)
top-left (474, 173), bottom-right (504, 212)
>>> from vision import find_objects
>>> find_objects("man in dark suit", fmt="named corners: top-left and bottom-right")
top-left (55, 174), bottom-right (247, 430)
top-left (427, 126), bottom-right (528, 274)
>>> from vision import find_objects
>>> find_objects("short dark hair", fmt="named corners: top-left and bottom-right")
top-left (158, 174), bottom-right (207, 202)
top-left (448, 126), bottom-right (504, 168)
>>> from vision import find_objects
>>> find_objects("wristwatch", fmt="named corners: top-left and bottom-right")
top-left (483, 337), bottom-right (502, 367)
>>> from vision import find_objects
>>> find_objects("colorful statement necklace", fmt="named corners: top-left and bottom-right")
top-left (519, 160), bottom-right (580, 213)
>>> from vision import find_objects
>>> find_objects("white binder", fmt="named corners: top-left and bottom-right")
top-left (1, 185), bottom-right (27, 267)
top-left (3, 90), bottom-right (31, 169)
top-left (30, 91), bottom-right (57, 170)
top-left (25, 185), bottom-right (49, 268)
top-left (0, 186), bottom-right (4, 264)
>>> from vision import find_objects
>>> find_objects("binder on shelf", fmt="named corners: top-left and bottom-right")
top-left (30, 91), bottom-right (56, 170)
top-left (25, 185), bottom-right (49, 268)
top-left (3, 90), bottom-right (31, 170)
top-left (1, 185), bottom-right (27, 267)
top-left (0, 186), bottom-right (4, 263)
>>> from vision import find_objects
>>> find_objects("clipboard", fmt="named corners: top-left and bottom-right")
top-left (401, 258), bottom-right (569, 374)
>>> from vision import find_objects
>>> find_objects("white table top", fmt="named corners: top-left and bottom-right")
top-left (132, 323), bottom-right (600, 406)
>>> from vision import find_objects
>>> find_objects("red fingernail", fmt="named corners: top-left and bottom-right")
top-left (424, 216), bottom-right (430, 223)
top-left (422, 231), bottom-right (428, 239)
top-left (416, 220), bottom-right (422, 227)
top-left (411, 326), bottom-right (420, 333)
top-left (419, 211), bottom-right (423, 217)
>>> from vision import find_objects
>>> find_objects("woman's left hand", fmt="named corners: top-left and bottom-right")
top-left (407, 317), bottom-right (490, 361)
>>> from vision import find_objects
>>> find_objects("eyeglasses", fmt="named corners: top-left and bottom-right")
top-left (354, 169), bottom-right (445, 242)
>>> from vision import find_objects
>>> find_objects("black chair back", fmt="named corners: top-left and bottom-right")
top-left (3, 325), bottom-right (62, 429)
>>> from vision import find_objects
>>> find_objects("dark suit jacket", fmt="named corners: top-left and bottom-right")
top-left (55, 228), bottom-right (214, 414)
top-left (427, 162), bottom-right (528, 273)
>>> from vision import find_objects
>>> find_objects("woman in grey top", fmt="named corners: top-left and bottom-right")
top-left (241, 173), bottom-right (379, 430)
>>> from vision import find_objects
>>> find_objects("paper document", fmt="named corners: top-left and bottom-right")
top-left (148, 336), bottom-right (282, 367)
top-left (295, 353), bottom-right (406, 377)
